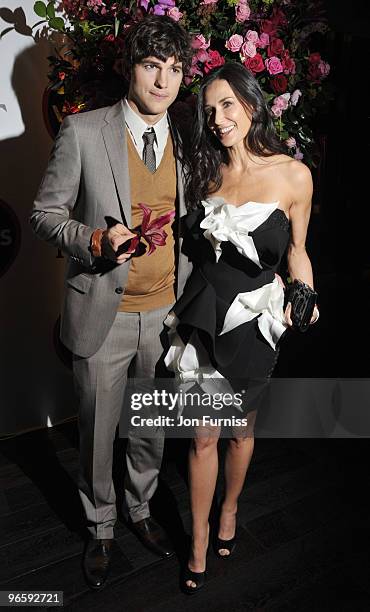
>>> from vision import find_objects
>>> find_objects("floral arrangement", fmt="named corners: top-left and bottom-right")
top-left (32, 0), bottom-right (332, 164)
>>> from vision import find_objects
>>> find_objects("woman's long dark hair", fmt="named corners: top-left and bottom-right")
top-left (185, 62), bottom-right (287, 210)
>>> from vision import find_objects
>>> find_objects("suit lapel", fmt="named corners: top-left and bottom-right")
top-left (168, 113), bottom-right (193, 297)
top-left (168, 115), bottom-right (187, 218)
top-left (175, 157), bottom-right (187, 217)
top-left (101, 100), bottom-right (131, 227)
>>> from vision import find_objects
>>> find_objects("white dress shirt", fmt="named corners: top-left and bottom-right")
top-left (123, 98), bottom-right (169, 167)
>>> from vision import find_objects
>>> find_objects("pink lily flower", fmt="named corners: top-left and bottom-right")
top-left (137, 203), bottom-right (176, 255)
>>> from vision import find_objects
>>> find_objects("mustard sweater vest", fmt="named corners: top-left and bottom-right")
top-left (118, 130), bottom-right (176, 312)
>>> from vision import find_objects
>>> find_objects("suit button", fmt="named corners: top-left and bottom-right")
top-left (115, 287), bottom-right (123, 294)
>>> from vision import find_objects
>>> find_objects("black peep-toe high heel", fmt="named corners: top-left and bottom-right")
top-left (214, 531), bottom-right (237, 559)
top-left (181, 567), bottom-right (206, 594)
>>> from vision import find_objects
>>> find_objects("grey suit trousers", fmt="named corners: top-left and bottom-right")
top-left (72, 303), bottom-right (172, 539)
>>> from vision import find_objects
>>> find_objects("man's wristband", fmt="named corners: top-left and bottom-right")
top-left (90, 229), bottom-right (104, 258)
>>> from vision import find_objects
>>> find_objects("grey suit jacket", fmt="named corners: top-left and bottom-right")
top-left (30, 100), bottom-right (192, 358)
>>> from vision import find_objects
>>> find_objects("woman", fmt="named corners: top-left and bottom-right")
top-left (164, 62), bottom-right (319, 592)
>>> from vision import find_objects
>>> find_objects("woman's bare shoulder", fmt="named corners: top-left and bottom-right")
top-left (262, 155), bottom-right (312, 207)
top-left (271, 155), bottom-right (312, 189)
top-left (281, 156), bottom-right (312, 181)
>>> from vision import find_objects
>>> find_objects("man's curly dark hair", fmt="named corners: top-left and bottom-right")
top-left (123, 15), bottom-right (193, 76)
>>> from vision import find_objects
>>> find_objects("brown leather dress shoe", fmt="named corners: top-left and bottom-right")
top-left (83, 538), bottom-right (113, 590)
top-left (130, 517), bottom-right (174, 558)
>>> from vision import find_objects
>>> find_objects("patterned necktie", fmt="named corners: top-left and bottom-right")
top-left (142, 128), bottom-right (156, 173)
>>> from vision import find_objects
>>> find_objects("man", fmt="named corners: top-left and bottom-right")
top-left (30, 15), bottom-right (193, 589)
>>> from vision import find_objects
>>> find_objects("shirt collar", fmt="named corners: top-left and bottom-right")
top-left (123, 98), bottom-right (169, 150)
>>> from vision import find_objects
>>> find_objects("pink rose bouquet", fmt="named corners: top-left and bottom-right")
top-left (27, 0), bottom-right (332, 165)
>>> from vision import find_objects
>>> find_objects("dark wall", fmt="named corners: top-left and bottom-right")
top-left (322, 1), bottom-right (369, 272)
top-left (276, 1), bottom-right (370, 377)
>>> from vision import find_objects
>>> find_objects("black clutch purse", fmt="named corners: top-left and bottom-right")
top-left (284, 279), bottom-right (318, 332)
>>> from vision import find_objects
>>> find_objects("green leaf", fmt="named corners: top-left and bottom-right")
top-left (49, 16), bottom-right (65, 30)
top-left (80, 21), bottom-right (90, 35)
top-left (34, 1), bottom-right (47, 17)
top-left (46, 2), bottom-right (55, 18)
top-left (114, 17), bottom-right (120, 38)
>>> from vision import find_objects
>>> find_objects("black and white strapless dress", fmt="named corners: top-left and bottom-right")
top-left (164, 197), bottom-right (291, 410)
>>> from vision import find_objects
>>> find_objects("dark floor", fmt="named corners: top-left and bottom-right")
top-left (1, 422), bottom-right (369, 611)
